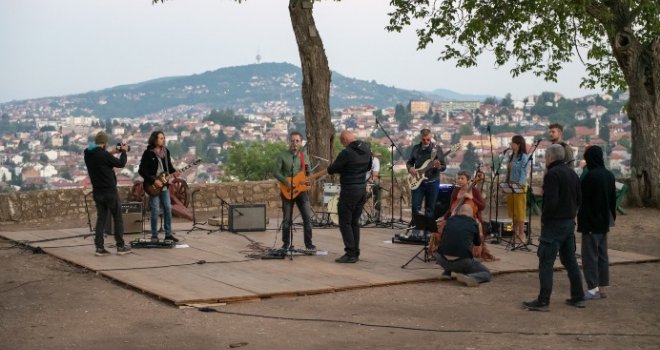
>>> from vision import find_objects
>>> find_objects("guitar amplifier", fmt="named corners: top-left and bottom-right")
top-left (105, 202), bottom-right (144, 234)
top-left (229, 204), bottom-right (266, 232)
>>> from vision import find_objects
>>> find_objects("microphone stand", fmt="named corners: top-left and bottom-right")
top-left (491, 149), bottom-right (509, 244)
top-left (375, 117), bottom-right (406, 229)
top-left (524, 139), bottom-right (542, 248)
top-left (186, 189), bottom-right (215, 234)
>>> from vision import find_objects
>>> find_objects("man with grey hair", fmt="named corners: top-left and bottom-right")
top-left (524, 144), bottom-right (584, 311)
top-left (406, 128), bottom-right (446, 228)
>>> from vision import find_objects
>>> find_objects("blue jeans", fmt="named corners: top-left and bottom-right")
top-left (537, 220), bottom-right (584, 304)
top-left (281, 192), bottom-right (314, 248)
top-left (411, 180), bottom-right (439, 222)
top-left (149, 188), bottom-right (173, 238)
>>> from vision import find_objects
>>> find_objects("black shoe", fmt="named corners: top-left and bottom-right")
top-left (116, 246), bottom-right (133, 255)
top-left (335, 254), bottom-right (358, 263)
top-left (565, 298), bottom-right (586, 308)
top-left (281, 243), bottom-right (291, 250)
top-left (305, 244), bottom-right (316, 251)
top-left (523, 299), bottom-right (549, 312)
top-left (95, 248), bottom-right (111, 257)
top-left (164, 235), bottom-right (179, 243)
top-left (440, 270), bottom-right (453, 281)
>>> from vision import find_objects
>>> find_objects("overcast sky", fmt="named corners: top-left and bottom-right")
top-left (0, 0), bottom-right (601, 104)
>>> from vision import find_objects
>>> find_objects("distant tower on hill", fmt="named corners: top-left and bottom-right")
top-left (256, 48), bottom-right (262, 64)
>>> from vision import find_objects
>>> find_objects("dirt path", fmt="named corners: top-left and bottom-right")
top-left (1, 208), bottom-right (659, 350)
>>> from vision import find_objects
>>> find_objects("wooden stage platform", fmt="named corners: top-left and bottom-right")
top-left (1, 223), bottom-right (657, 306)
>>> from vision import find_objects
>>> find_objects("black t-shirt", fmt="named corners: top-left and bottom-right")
top-left (438, 215), bottom-right (481, 259)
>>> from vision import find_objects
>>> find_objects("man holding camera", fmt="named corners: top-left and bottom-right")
top-left (139, 131), bottom-right (179, 242)
top-left (84, 131), bottom-right (133, 256)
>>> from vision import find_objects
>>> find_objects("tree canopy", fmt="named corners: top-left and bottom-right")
top-left (387, 0), bottom-right (658, 92)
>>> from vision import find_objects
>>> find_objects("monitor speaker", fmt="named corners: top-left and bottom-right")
top-left (105, 201), bottom-right (143, 234)
top-left (229, 204), bottom-right (266, 232)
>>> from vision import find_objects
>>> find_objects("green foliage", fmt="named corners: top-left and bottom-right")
top-left (500, 93), bottom-right (513, 108)
top-left (203, 109), bottom-right (247, 128)
top-left (222, 141), bottom-right (287, 181)
top-left (387, 0), bottom-right (660, 92)
top-left (483, 97), bottom-right (498, 105)
top-left (459, 124), bottom-right (474, 136)
top-left (39, 125), bottom-right (56, 132)
top-left (460, 142), bottom-right (479, 173)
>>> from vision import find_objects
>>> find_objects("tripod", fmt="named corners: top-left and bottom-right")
top-left (401, 213), bottom-right (438, 268)
top-left (186, 189), bottom-right (216, 234)
top-left (375, 117), bottom-right (407, 229)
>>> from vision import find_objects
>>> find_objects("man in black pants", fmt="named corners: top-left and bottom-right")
top-left (328, 130), bottom-right (371, 263)
top-left (578, 145), bottom-right (616, 300)
top-left (523, 144), bottom-right (583, 311)
top-left (83, 131), bottom-right (132, 256)
top-left (434, 205), bottom-right (491, 287)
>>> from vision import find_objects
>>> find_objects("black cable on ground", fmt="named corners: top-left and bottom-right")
top-left (194, 307), bottom-right (660, 338)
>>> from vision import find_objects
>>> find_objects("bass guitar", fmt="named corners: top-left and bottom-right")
top-left (145, 158), bottom-right (202, 196)
top-left (279, 169), bottom-right (327, 200)
top-left (407, 143), bottom-right (462, 190)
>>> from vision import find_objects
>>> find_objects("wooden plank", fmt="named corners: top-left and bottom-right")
top-left (3, 225), bottom-right (658, 305)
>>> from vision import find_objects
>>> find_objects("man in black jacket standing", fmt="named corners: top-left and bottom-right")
top-left (578, 146), bottom-right (616, 300)
top-left (524, 144), bottom-right (583, 311)
top-left (328, 130), bottom-right (372, 263)
top-left (84, 131), bottom-right (132, 256)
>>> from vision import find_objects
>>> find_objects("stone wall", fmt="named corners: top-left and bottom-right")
top-left (0, 180), bottom-right (412, 225)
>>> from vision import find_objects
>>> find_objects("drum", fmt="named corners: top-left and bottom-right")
top-left (323, 183), bottom-right (341, 205)
top-left (327, 194), bottom-right (340, 225)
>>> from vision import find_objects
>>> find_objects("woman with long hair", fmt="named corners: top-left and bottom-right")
top-left (507, 135), bottom-right (529, 244)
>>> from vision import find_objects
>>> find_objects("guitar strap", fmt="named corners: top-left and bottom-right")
top-left (299, 151), bottom-right (305, 173)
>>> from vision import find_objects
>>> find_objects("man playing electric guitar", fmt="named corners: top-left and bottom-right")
top-left (273, 131), bottom-right (315, 251)
top-left (406, 129), bottom-right (447, 231)
top-left (138, 131), bottom-right (180, 243)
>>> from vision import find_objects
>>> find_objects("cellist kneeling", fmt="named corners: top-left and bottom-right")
top-left (433, 205), bottom-right (492, 287)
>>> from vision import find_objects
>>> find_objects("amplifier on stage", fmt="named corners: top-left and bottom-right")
top-left (105, 201), bottom-right (143, 234)
top-left (228, 204), bottom-right (266, 232)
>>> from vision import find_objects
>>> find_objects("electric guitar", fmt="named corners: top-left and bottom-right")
top-left (145, 158), bottom-right (202, 196)
top-left (279, 169), bottom-right (328, 200)
top-left (407, 143), bottom-right (462, 190)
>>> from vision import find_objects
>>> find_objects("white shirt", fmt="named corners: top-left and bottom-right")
top-left (367, 156), bottom-right (380, 181)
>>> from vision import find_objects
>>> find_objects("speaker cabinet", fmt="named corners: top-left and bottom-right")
top-left (105, 202), bottom-right (143, 234)
top-left (229, 204), bottom-right (266, 232)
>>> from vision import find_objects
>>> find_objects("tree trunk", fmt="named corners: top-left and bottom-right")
top-left (612, 31), bottom-right (660, 207)
top-left (289, 1), bottom-right (335, 206)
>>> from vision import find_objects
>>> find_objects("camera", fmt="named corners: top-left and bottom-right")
top-left (116, 143), bottom-right (131, 152)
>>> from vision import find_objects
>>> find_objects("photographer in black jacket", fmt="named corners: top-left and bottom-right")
top-left (83, 131), bottom-right (132, 256)
top-left (328, 130), bottom-right (372, 263)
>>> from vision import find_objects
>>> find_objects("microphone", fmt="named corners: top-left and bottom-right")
top-left (534, 139), bottom-right (542, 145)
top-left (501, 147), bottom-right (511, 153)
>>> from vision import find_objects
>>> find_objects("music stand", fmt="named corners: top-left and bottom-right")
top-left (499, 182), bottom-right (528, 250)
top-left (401, 213), bottom-right (438, 268)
